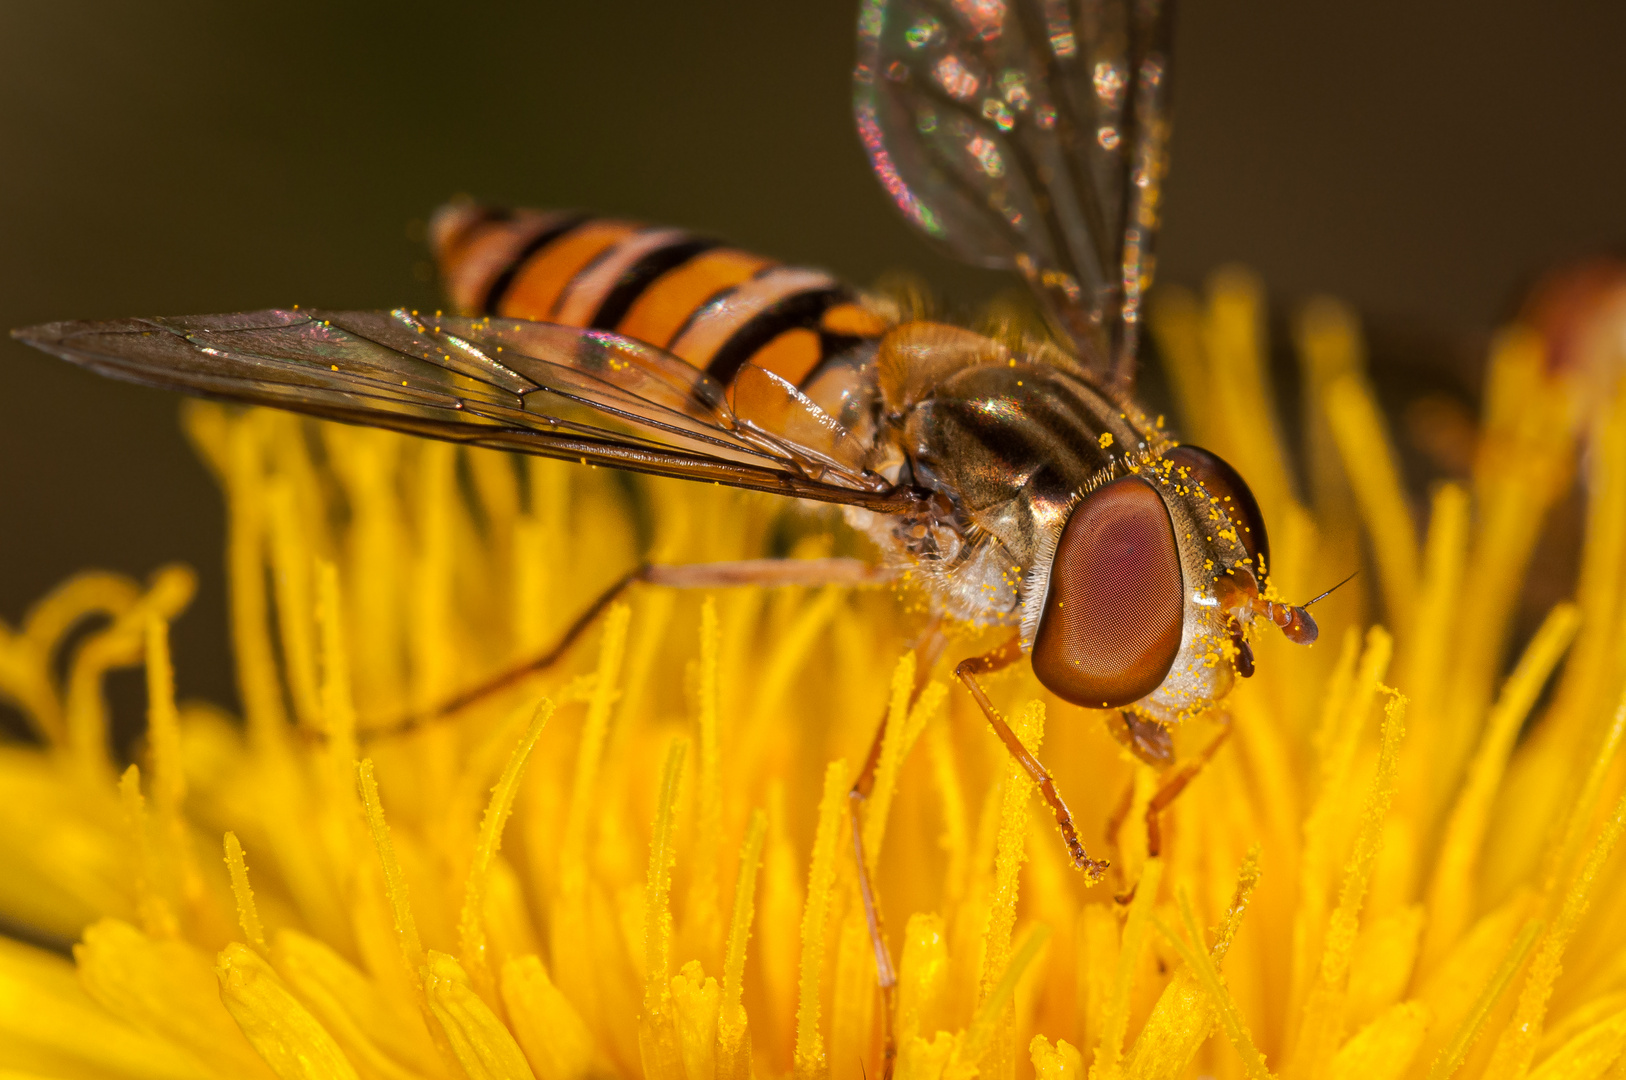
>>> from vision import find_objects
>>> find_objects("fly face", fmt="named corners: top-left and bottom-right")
top-left (1017, 441), bottom-right (1289, 723)
top-left (855, 318), bottom-right (1288, 720)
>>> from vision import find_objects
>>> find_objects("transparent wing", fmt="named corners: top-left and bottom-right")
top-left (854, 0), bottom-right (1173, 384)
top-left (13, 308), bottom-right (918, 513)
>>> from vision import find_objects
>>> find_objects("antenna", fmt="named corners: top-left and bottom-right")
top-left (1300, 570), bottom-right (1358, 610)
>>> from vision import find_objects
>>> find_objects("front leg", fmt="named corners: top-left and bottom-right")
top-left (956, 633), bottom-right (1110, 882)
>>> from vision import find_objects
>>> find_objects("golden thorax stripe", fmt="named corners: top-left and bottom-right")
top-left (552, 227), bottom-right (692, 328)
top-left (668, 266), bottom-right (841, 368)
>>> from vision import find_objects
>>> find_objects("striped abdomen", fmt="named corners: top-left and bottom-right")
top-left (430, 202), bottom-right (888, 389)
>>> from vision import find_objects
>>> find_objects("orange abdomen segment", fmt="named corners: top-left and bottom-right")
top-left (430, 199), bottom-right (890, 387)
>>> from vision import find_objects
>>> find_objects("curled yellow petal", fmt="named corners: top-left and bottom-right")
top-left (0, 933), bottom-right (209, 1080)
top-left (501, 954), bottom-right (597, 1080)
top-left (422, 951), bottom-right (535, 1080)
top-left (76, 917), bottom-right (275, 1078)
top-left (270, 928), bottom-right (434, 1080)
top-left (1527, 1007), bottom-right (1626, 1080)
top-left (1032, 1035), bottom-right (1085, 1080)
top-left (671, 959), bottom-right (721, 1080)
top-left (216, 942), bottom-right (360, 1080)
top-left (1325, 1000), bottom-right (1429, 1080)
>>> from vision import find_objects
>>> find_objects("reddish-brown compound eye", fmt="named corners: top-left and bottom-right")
top-left (1031, 476), bottom-right (1185, 709)
top-left (1165, 445), bottom-right (1270, 572)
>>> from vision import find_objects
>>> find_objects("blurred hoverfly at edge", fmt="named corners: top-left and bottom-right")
top-left (13, 0), bottom-right (1337, 1064)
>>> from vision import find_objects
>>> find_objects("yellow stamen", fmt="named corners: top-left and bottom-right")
top-left (1325, 373), bottom-right (1418, 634)
top-left (979, 700), bottom-right (1045, 1080)
top-left (949, 923), bottom-right (1053, 1080)
top-left (562, 603), bottom-right (632, 885)
top-left (1422, 603), bottom-right (1581, 967)
top-left (3, 570), bottom-right (139, 744)
top-left (1289, 691), bottom-right (1408, 1076)
top-left (143, 617), bottom-right (182, 812)
top-left (1541, 692), bottom-right (1626, 896)
top-left (316, 562), bottom-right (361, 848)
top-left (1150, 286), bottom-right (1210, 445)
top-left (1294, 297), bottom-right (1363, 541)
top-left (927, 717), bottom-right (971, 906)
top-left (718, 809), bottom-right (768, 1080)
top-left (1154, 889), bottom-right (1272, 1080)
top-left (63, 565), bottom-right (195, 780)
top-left (1399, 482), bottom-right (1469, 823)
top-left (1092, 857), bottom-right (1164, 1080)
top-left (899, 911), bottom-right (950, 1049)
top-left (356, 758), bottom-right (429, 1009)
top-left (1125, 849), bottom-right (1260, 1080)
top-left (118, 764), bottom-right (177, 940)
top-left (1427, 916), bottom-right (1545, 1080)
top-left (1291, 627), bottom-right (1392, 1018)
top-left (1483, 790), bottom-right (1626, 1078)
top-left (754, 587), bottom-right (845, 725)
top-left (639, 736), bottom-right (690, 1080)
top-left (795, 759), bottom-right (850, 1080)
top-left (207, 405), bottom-right (289, 745)
top-left (265, 478), bottom-right (321, 729)
top-left (1202, 267), bottom-right (1296, 525)
top-left (830, 907), bottom-right (879, 1080)
top-left (551, 602), bottom-right (630, 1029)
top-left (863, 652), bottom-right (920, 864)
top-left (224, 831), bottom-right (267, 953)
top-left (685, 598), bottom-right (724, 969)
top-left (459, 697), bottom-right (554, 1001)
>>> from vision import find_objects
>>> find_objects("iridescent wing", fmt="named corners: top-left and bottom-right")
top-left (12, 309), bottom-right (919, 513)
top-left (854, 0), bottom-right (1174, 385)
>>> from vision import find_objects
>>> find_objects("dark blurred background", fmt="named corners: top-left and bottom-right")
top-left (3, 1), bottom-right (1625, 722)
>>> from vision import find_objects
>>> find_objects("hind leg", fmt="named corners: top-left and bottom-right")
top-left (847, 619), bottom-right (945, 1080)
top-left (365, 557), bottom-right (891, 740)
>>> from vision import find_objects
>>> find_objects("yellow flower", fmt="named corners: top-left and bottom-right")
top-left (3, 269), bottom-right (1626, 1080)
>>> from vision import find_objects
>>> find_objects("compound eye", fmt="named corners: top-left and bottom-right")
top-left (1032, 476), bottom-right (1185, 709)
top-left (1165, 445), bottom-right (1270, 572)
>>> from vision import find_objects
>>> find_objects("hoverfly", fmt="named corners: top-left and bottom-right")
top-left (14, 0), bottom-right (1325, 1055)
